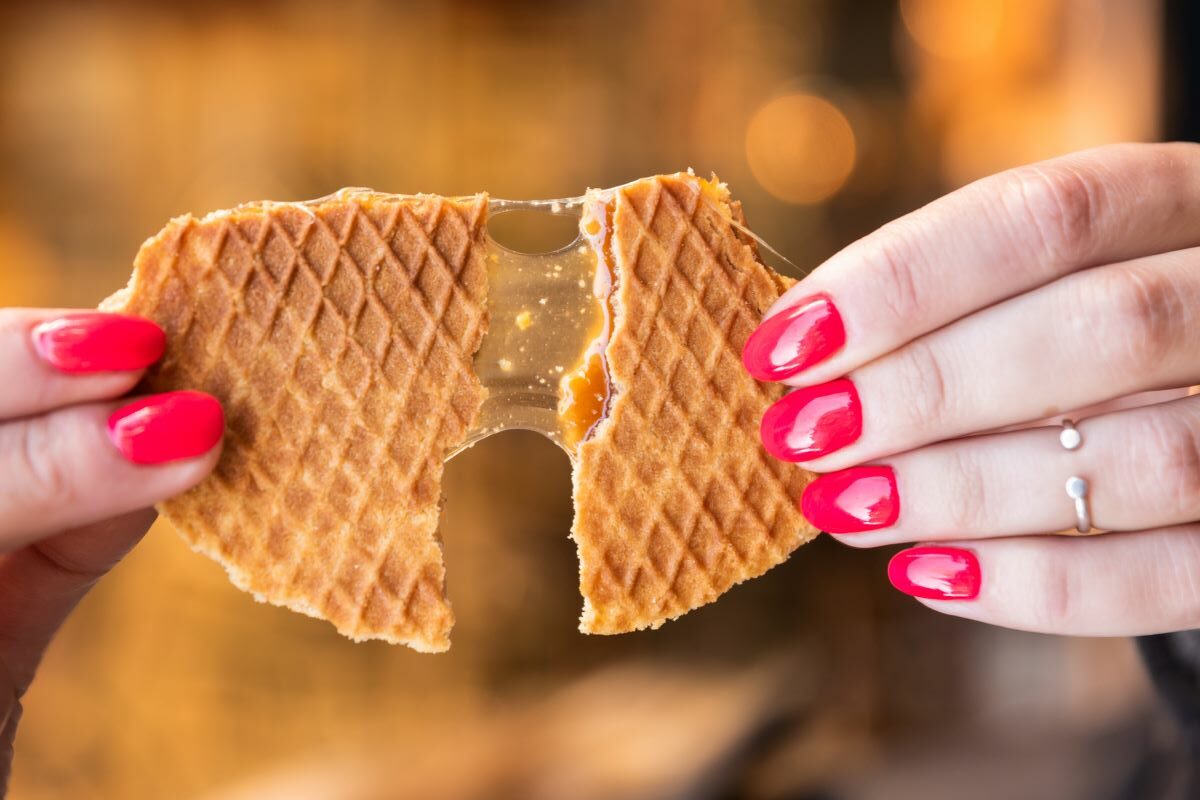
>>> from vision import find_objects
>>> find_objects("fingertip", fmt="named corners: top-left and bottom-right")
top-left (759, 380), bottom-right (863, 463)
top-left (742, 293), bottom-right (846, 383)
top-left (826, 532), bottom-right (887, 549)
top-left (742, 314), bottom-right (792, 382)
top-left (826, 533), bottom-right (865, 549)
top-left (741, 330), bottom-right (772, 382)
top-left (163, 434), bottom-right (225, 490)
top-left (107, 390), bottom-right (225, 466)
top-left (800, 465), bottom-right (899, 533)
top-left (95, 392), bottom-right (225, 508)
top-left (30, 312), bottom-right (166, 375)
top-left (759, 398), bottom-right (794, 462)
top-left (887, 545), bottom-right (981, 600)
top-left (885, 548), bottom-right (908, 590)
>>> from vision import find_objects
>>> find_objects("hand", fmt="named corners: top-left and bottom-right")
top-left (0, 310), bottom-right (222, 791)
top-left (743, 142), bottom-right (1200, 636)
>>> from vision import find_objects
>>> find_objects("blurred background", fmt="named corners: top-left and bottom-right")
top-left (0, 1), bottom-right (1192, 798)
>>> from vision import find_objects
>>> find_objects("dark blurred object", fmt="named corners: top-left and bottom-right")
top-left (1125, 635), bottom-right (1200, 800)
top-left (1162, 0), bottom-right (1200, 142)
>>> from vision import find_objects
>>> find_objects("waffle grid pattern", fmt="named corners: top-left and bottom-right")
top-left (575, 176), bottom-right (814, 633)
top-left (120, 193), bottom-right (488, 650)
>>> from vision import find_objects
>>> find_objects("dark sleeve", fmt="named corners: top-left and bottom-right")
top-left (1135, 632), bottom-right (1200, 798)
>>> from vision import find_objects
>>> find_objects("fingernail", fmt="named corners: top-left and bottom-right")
top-left (32, 313), bottom-right (165, 374)
top-left (742, 293), bottom-right (845, 381)
top-left (760, 378), bottom-right (861, 461)
top-left (107, 391), bottom-right (224, 465)
top-left (887, 546), bottom-right (980, 600)
top-left (801, 466), bottom-right (898, 533)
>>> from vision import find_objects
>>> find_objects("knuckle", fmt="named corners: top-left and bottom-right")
top-left (943, 447), bottom-right (990, 532)
top-left (1026, 549), bottom-right (1077, 630)
top-left (860, 221), bottom-right (925, 325)
top-left (891, 339), bottom-right (956, 431)
top-left (1002, 162), bottom-right (1103, 268)
top-left (1138, 410), bottom-right (1200, 520)
top-left (13, 416), bottom-right (76, 510)
top-left (1090, 266), bottom-right (1185, 371)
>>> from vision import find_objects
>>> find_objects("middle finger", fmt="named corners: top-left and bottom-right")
top-left (762, 247), bottom-right (1200, 471)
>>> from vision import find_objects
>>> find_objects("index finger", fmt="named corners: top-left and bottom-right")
top-left (744, 142), bottom-right (1200, 386)
top-left (0, 308), bottom-right (165, 420)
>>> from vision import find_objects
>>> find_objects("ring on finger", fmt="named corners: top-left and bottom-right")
top-left (1059, 418), bottom-right (1097, 535)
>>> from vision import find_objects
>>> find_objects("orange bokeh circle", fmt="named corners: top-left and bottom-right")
top-left (745, 93), bottom-right (856, 205)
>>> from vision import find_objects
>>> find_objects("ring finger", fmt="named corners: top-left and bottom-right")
top-left (761, 247), bottom-right (1200, 471)
top-left (800, 392), bottom-right (1200, 545)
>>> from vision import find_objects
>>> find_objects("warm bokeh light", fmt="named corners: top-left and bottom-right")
top-left (744, 92), bottom-right (856, 204)
top-left (0, 218), bottom-right (56, 305)
top-left (899, 0), bottom-right (1159, 185)
top-left (899, 0), bottom-right (1004, 61)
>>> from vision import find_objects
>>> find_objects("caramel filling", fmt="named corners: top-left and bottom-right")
top-left (445, 174), bottom-right (794, 464)
top-left (557, 198), bottom-right (615, 450)
top-left (450, 195), bottom-right (610, 462)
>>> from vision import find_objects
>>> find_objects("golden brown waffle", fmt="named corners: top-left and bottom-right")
top-left (103, 191), bottom-right (489, 652)
top-left (572, 175), bottom-right (817, 634)
top-left (107, 176), bottom-right (815, 651)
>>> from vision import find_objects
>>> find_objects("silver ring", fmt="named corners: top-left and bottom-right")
top-left (1064, 476), bottom-right (1092, 533)
top-left (1059, 419), bottom-right (1092, 533)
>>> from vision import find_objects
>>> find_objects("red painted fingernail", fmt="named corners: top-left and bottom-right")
top-left (32, 312), bottom-right (165, 374)
top-left (743, 293), bottom-right (845, 381)
top-left (801, 466), bottom-right (898, 533)
top-left (107, 391), bottom-right (224, 465)
top-left (888, 546), bottom-right (980, 600)
top-left (760, 378), bottom-right (861, 461)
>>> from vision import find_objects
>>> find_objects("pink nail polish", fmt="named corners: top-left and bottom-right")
top-left (107, 391), bottom-right (224, 465)
top-left (742, 293), bottom-right (845, 381)
top-left (887, 546), bottom-right (980, 600)
top-left (759, 378), bottom-right (862, 462)
top-left (801, 466), bottom-right (899, 533)
top-left (32, 312), bottom-right (165, 374)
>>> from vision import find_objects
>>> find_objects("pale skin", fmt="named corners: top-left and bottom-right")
top-left (1, 143), bottom-right (1198, 787)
